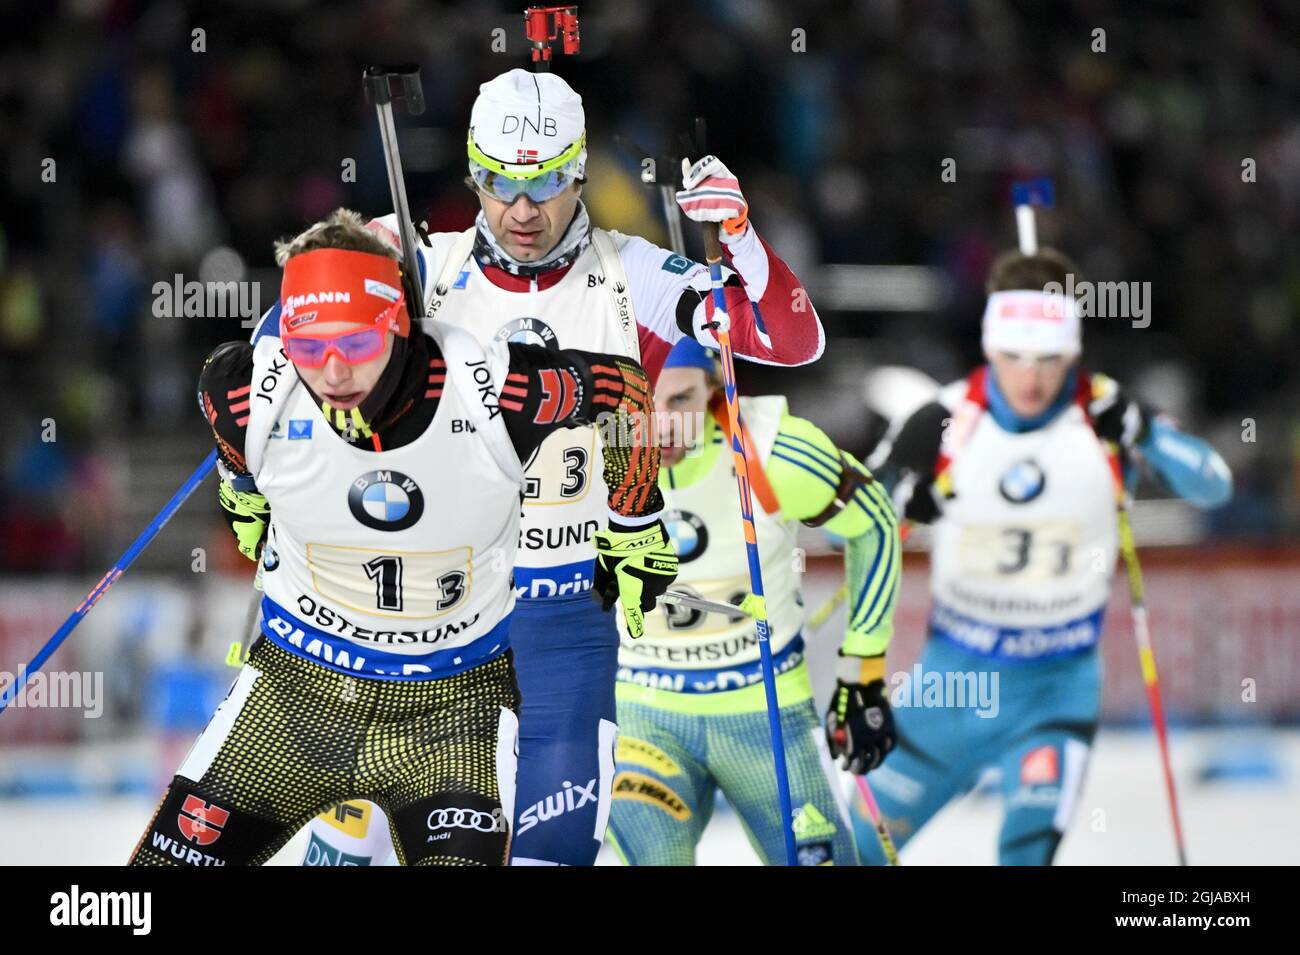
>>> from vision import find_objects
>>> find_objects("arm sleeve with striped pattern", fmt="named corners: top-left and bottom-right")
top-left (500, 343), bottom-right (664, 528)
top-left (762, 413), bottom-right (901, 659)
top-left (198, 341), bottom-right (255, 480)
top-left (197, 340), bottom-right (270, 560)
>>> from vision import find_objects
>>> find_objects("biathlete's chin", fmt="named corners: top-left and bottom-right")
top-left (660, 447), bottom-right (687, 468)
top-left (1013, 402), bottom-right (1048, 418)
top-left (1015, 393), bottom-right (1050, 416)
top-left (504, 236), bottom-right (546, 259)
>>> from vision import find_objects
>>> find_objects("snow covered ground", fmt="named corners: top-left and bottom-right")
top-left (2, 726), bottom-right (1294, 865)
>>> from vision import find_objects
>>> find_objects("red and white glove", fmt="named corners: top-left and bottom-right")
top-left (675, 155), bottom-right (749, 242)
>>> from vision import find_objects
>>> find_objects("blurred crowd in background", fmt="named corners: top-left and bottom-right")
top-left (1, 0), bottom-right (1298, 575)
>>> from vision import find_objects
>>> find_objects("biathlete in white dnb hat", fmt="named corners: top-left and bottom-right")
top-left (263, 67), bottom-right (827, 865)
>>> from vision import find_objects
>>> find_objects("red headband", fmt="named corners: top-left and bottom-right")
top-left (279, 248), bottom-right (410, 337)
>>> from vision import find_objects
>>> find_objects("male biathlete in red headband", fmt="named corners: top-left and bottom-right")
top-left (129, 209), bottom-right (674, 866)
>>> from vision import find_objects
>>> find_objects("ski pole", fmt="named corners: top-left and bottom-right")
top-left (700, 222), bottom-right (798, 866)
top-left (807, 583), bottom-right (849, 634)
top-left (363, 65), bottom-right (428, 313)
top-left (227, 562), bottom-right (265, 668)
top-left (1012, 177), bottom-right (1054, 256)
top-left (1116, 501), bottom-right (1189, 866)
top-left (644, 121), bottom-right (705, 256)
top-left (853, 775), bottom-right (900, 866)
top-left (1011, 177), bottom-right (1188, 865)
top-left (808, 524), bottom-right (911, 636)
top-left (662, 589), bottom-right (754, 617)
top-left (1, 450), bottom-right (218, 716)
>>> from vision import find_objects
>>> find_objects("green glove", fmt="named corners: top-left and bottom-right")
top-left (218, 480), bottom-right (270, 561)
top-left (592, 520), bottom-right (679, 639)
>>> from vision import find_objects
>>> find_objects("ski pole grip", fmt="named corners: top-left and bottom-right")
top-left (702, 224), bottom-right (722, 264)
top-left (363, 65), bottom-right (425, 115)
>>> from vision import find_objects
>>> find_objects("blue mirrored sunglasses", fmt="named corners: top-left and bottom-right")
top-left (470, 164), bottom-right (577, 204)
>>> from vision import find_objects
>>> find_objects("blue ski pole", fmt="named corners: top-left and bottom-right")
top-left (0, 450), bottom-right (218, 715)
top-left (699, 223), bottom-right (798, 866)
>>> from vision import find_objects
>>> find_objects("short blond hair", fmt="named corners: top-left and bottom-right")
top-left (273, 208), bottom-right (398, 266)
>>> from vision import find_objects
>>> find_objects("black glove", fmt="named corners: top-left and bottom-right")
top-left (1088, 374), bottom-right (1149, 451)
top-left (825, 673), bottom-right (895, 774)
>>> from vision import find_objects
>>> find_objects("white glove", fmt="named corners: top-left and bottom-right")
top-left (675, 155), bottom-right (749, 241)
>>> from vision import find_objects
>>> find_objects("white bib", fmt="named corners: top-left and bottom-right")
top-left (245, 322), bottom-right (524, 678)
top-left (617, 396), bottom-right (805, 675)
top-left (930, 401), bottom-right (1119, 658)
top-left (423, 229), bottom-right (640, 600)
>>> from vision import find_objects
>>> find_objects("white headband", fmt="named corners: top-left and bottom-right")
top-left (981, 290), bottom-right (1081, 356)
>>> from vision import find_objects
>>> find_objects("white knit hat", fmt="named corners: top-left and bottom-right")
top-left (468, 68), bottom-right (586, 178)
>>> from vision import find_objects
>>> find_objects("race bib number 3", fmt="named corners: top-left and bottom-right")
top-left (305, 543), bottom-right (472, 618)
top-left (522, 429), bottom-right (596, 506)
top-left (958, 522), bottom-right (1080, 582)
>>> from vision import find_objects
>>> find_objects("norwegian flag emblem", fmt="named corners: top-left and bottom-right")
top-left (516, 148), bottom-right (539, 164)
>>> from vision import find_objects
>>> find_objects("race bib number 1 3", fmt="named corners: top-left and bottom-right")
top-left (305, 543), bottom-right (472, 618)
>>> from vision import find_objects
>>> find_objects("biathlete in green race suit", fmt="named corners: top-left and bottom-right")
top-left (607, 337), bottom-right (902, 866)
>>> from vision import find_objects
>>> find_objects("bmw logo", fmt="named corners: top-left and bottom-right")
top-left (495, 317), bottom-right (558, 349)
top-left (999, 460), bottom-right (1046, 504)
top-left (348, 470), bottom-right (425, 531)
top-left (261, 541), bottom-right (280, 572)
top-left (665, 509), bottom-right (709, 563)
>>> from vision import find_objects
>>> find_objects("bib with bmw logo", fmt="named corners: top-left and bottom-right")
top-left (244, 322), bottom-right (524, 676)
top-left (422, 228), bottom-right (639, 601)
top-left (617, 396), bottom-right (804, 670)
top-left (930, 383), bottom-right (1118, 657)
